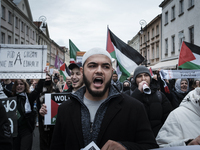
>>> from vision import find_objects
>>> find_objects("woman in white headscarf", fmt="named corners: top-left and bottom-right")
top-left (170, 78), bottom-right (190, 109)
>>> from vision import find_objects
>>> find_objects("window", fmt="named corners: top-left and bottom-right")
top-left (1, 32), bottom-right (5, 43)
top-left (22, 4), bottom-right (25, 10)
top-left (15, 39), bottom-right (18, 44)
top-left (148, 32), bottom-right (149, 41)
top-left (144, 35), bottom-right (146, 43)
top-left (165, 11), bottom-right (168, 25)
top-left (21, 22), bottom-right (24, 32)
top-left (156, 25), bottom-right (159, 35)
top-left (26, 26), bottom-right (29, 35)
top-left (179, 0), bottom-right (184, 15)
top-left (171, 6), bottom-right (175, 20)
top-left (15, 17), bottom-right (18, 28)
top-left (171, 35), bottom-right (175, 53)
top-left (30, 29), bottom-right (32, 38)
top-left (156, 44), bottom-right (159, 58)
top-left (152, 28), bottom-right (154, 38)
top-left (141, 37), bottom-right (142, 44)
top-left (152, 46), bottom-right (155, 59)
top-left (188, 0), bottom-right (194, 8)
top-left (8, 11), bottom-right (12, 24)
top-left (179, 31), bottom-right (184, 50)
top-left (1, 5), bottom-right (5, 19)
top-left (8, 36), bottom-right (11, 44)
top-left (33, 31), bottom-right (35, 40)
top-left (189, 26), bottom-right (194, 44)
top-left (165, 38), bottom-right (168, 55)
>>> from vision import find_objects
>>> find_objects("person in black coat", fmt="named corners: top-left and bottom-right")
top-left (48, 48), bottom-right (158, 150)
top-left (127, 66), bottom-right (173, 137)
top-left (37, 74), bottom-right (58, 150)
top-left (5, 79), bottom-right (44, 150)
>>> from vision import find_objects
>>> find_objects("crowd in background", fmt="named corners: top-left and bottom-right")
top-left (0, 62), bottom-right (200, 149)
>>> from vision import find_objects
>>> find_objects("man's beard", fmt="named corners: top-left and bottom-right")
top-left (83, 71), bottom-right (111, 97)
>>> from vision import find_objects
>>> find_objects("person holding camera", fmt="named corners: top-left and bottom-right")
top-left (128, 66), bottom-right (172, 137)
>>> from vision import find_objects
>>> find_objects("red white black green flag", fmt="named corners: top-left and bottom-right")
top-left (44, 93), bottom-right (70, 125)
top-left (178, 41), bottom-right (200, 69)
top-left (106, 28), bottom-right (144, 81)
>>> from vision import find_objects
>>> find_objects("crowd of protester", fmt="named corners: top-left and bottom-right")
top-left (0, 49), bottom-right (200, 149)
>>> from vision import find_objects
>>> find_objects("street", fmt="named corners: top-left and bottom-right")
top-left (32, 127), bottom-right (40, 150)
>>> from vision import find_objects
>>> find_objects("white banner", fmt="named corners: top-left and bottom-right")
top-left (160, 70), bottom-right (200, 79)
top-left (0, 44), bottom-right (47, 79)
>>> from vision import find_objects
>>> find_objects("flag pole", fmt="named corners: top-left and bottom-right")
top-left (106, 25), bottom-right (109, 50)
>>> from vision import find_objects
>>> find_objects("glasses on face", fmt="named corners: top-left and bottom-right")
top-left (46, 78), bottom-right (51, 80)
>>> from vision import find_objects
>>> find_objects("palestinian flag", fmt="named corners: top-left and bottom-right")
top-left (106, 28), bottom-right (144, 81)
top-left (59, 63), bottom-right (71, 81)
top-left (63, 83), bottom-right (69, 91)
top-left (69, 39), bottom-right (80, 63)
top-left (159, 71), bottom-right (170, 94)
top-left (178, 41), bottom-right (200, 69)
top-left (45, 94), bottom-right (69, 125)
top-left (51, 99), bottom-right (59, 124)
top-left (149, 67), bottom-right (154, 77)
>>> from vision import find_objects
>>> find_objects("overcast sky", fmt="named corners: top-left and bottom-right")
top-left (29, 0), bottom-right (162, 51)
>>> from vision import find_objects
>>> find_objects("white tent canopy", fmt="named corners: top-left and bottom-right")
top-left (149, 59), bottom-right (178, 71)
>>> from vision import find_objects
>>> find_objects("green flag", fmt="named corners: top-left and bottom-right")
top-left (69, 39), bottom-right (80, 63)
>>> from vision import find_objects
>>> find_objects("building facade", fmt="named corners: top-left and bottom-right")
top-left (157, 0), bottom-right (200, 70)
top-left (0, 0), bottom-right (68, 69)
top-left (139, 14), bottom-right (162, 67)
top-left (128, 34), bottom-right (140, 53)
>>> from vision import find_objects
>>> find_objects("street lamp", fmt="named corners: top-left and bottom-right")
top-left (38, 15), bottom-right (47, 45)
top-left (139, 19), bottom-right (147, 67)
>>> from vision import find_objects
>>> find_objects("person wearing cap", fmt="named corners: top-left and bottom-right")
top-left (50, 48), bottom-right (158, 150)
top-left (65, 62), bottom-right (84, 93)
top-left (128, 65), bottom-right (172, 137)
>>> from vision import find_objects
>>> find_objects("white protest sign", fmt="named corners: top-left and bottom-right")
top-left (81, 141), bottom-right (100, 150)
top-left (44, 93), bottom-right (70, 125)
top-left (160, 70), bottom-right (200, 79)
top-left (0, 44), bottom-right (47, 79)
